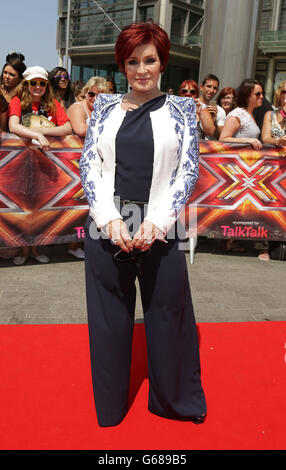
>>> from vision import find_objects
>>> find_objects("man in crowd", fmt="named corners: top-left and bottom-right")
top-left (198, 73), bottom-right (226, 139)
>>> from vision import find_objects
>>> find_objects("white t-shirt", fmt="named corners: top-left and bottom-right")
top-left (226, 107), bottom-right (260, 139)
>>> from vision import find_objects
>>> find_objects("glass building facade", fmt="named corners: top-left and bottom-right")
top-left (57, 0), bottom-right (204, 93)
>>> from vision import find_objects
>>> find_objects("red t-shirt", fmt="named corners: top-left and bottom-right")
top-left (8, 96), bottom-right (69, 126)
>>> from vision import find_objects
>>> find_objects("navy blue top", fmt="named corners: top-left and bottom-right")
top-left (114, 94), bottom-right (167, 202)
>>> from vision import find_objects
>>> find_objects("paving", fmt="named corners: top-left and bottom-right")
top-left (0, 237), bottom-right (285, 325)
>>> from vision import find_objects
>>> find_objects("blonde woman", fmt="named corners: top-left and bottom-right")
top-left (262, 80), bottom-right (286, 147)
top-left (67, 76), bottom-right (109, 137)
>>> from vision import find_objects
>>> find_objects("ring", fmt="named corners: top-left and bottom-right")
top-left (146, 239), bottom-right (152, 244)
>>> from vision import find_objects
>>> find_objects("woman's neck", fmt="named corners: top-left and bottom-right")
top-left (129, 87), bottom-right (163, 105)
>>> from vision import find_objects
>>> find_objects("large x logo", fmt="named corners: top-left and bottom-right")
top-left (191, 154), bottom-right (286, 211)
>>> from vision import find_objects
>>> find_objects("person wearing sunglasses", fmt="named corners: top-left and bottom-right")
top-left (49, 66), bottom-right (73, 110)
top-left (220, 79), bottom-right (263, 150)
top-left (7, 66), bottom-right (72, 265)
top-left (179, 79), bottom-right (215, 138)
top-left (79, 22), bottom-right (206, 427)
top-left (67, 76), bottom-right (109, 137)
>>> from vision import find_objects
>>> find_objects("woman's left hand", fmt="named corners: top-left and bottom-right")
top-left (132, 220), bottom-right (164, 251)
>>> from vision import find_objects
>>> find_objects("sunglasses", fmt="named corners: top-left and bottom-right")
top-left (54, 73), bottom-right (70, 81)
top-left (87, 91), bottom-right (98, 99)
top-left (180, 89), bottom-right (197, 95)
top-left (28, 80), bottom-right (47, 87)
top-left (254, 92), bottom-right (264, 97)
top-left (113, 248), bottom-right (151, 262)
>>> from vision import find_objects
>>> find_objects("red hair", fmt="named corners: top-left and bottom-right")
top-left (178, 80), bottom-right (199, 97)
top-left (115, 22), bottom-right (170, 75)
top-left (216, 87), bottom-right (236, 106)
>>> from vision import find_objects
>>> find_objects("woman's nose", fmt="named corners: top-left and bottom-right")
top-left (137, 61), bottom-right (147, 74)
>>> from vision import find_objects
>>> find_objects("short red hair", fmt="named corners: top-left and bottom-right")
top-left (178, 80), bottom-right (199, 97)
top-left (115, 22), bottom-right (170, 75)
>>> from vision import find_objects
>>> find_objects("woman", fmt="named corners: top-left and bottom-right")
top-left (220, 79), bottom-right (265, 258)
top-left (8, 66), bottom-right (72, 265)
top-left (67, 77), bottom-right (109, 259)
top-left (67, 76), bottom-right (109, 137)
top-left (217, 87), bottom-right (236, 115)
top-left (49, 66), bottom-right (73, 110)
top-left (220, 79), bottom-right (263, 150)
top-left (262, 80), bottom-right (286, 147)
top-left (179, 79), bottom-right (215, 138)
top-left (71, 80), bottom-right (86, 102)
top-left (79, 22), bottom-right (206, 427)
top-left (259, 81), bottom-right (286, 260)
top-left (0, 52), bottom-right (26, 103)
top-left (106, 76), bottom-right (117, 94)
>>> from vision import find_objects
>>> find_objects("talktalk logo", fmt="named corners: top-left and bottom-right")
top-left (221, 225), bottom-right (268, 238)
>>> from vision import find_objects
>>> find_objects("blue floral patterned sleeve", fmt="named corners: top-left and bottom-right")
top-left (169, 97), bottom-right (199, 219)
top-left (79, 94), bottom-right (122, 228)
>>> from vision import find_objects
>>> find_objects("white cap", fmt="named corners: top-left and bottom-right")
top-left (23, 66), bottom-right (48, 81)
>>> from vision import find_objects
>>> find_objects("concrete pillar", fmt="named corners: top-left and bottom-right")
top-left (265, 57), bottom-right (276, 103)
top-left (199, 0), bottom-right (262, 90)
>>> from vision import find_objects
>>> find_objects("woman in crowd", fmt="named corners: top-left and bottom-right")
top-left (258, 80), bottom-right (286, 260)
top-left (79, 22), bottom-right (206, 427)
top-left (8, 66), bottom-right (72, 265)
top-left (67, 77), bottom-right (109, 259)
top-left (67, 76), bottom-right (109, 137)
top-left (217, 87), bottom-right (236, 116)
top-left (49, 66), bottom-right (73, 110)
top-left (262, 80), bottom-right (286, 147)
top-left (178, 79), bottom-right (215, 138)
top-left (106, 76), bottom-right (117, 94)
top-left (71, 80), bottom-right (86, 102)
top-left (0, 52), bottom-right (26, 103)
top-left (220, 79), bottom-right (265, 257)
top-left (220, 78), bottom-right (263, 150)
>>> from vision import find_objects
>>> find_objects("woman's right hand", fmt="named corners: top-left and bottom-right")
top-left (106, 218), bottom-right (133, 253)
top-left (248, 138), bottom-right (262, 150)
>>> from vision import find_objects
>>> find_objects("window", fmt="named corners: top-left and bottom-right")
top-left (171, 7), bottom-right (187, 45)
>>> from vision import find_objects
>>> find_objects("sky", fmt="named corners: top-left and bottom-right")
top-left (0, 0), bottom-right (59, 73)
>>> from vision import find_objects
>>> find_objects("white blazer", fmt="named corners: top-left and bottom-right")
top-left (79, 93), bottom-right (199, 235)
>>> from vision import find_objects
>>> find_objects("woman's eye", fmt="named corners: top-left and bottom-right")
top-left (128, 60), bottom-right (137, 65)
top-left (146, 58), bottom-right (156, 64)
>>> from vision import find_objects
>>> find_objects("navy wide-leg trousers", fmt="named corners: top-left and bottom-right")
top-left (84, 216), bottom-right (206, 427)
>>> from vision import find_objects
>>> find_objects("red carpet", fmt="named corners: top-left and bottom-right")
top-left (0, 322), bottom-right (285, 450)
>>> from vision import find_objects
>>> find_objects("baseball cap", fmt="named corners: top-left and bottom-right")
top-left (23, 66), bottom-right (48, 81)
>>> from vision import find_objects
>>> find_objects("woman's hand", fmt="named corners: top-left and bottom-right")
top-left (33, 132), bottom-right (51, 151)
top-left (276, 135), bottom-right (286, 147)
top-left (132, 220), bottom-right (164, 251)
top-left (248, 138), bottom-right (262, 150)
top-left (106, 218), bottom-right (133, 253)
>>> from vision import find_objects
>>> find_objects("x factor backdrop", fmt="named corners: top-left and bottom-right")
top-left (0, 133), bottom-right (285, 248)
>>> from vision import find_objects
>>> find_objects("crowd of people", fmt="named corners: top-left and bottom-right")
top-left (0, 50), bottom-right (285, 265)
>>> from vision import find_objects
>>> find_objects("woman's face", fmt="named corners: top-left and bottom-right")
top-left (54, 70), bottom-right (70, 89)
top-left (179, 83), bottom-right (198, 98)
top-left (85, 85), bottom-right (100, 110)
top-left (220, 93), bottom-right (235, 113)
top-left (28, 77), bottom-right (48, 101)
top-left (248, 84), bottom-right (264, 109)
top-left (124, 42), bottom-right (161, 94)
top-left (2, 64), bottom-right (20, 90)
top-left (106, 80), bottom-right (115, 94)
